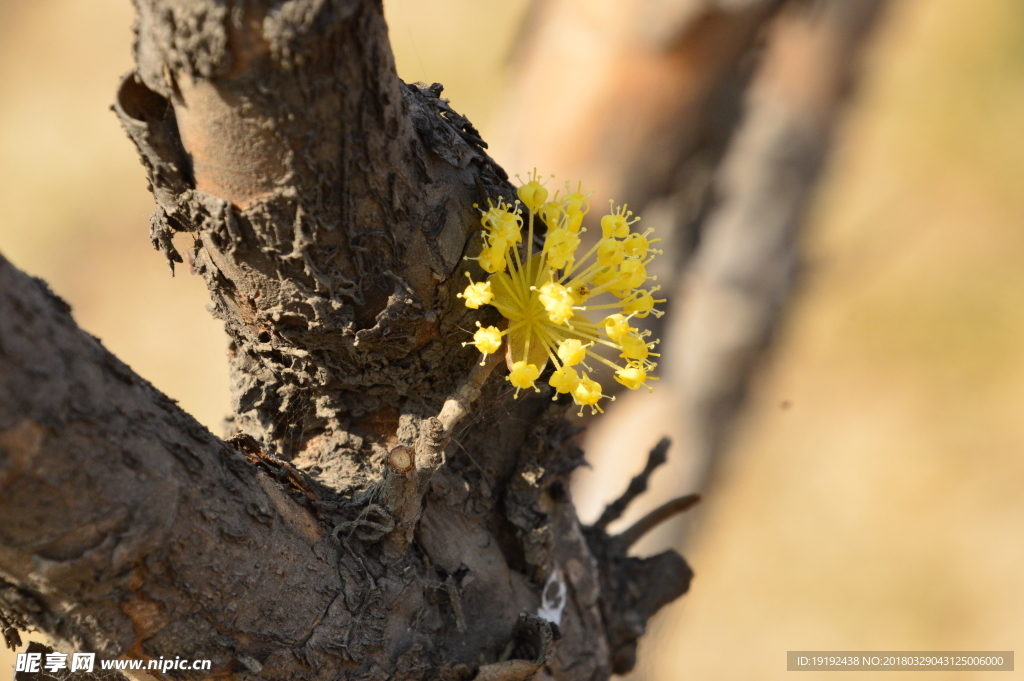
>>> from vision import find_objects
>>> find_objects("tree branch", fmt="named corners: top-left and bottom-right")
top-left (669, 0), bottom-right (888, 491)
top-left (0, 1), bottom-right (710, 678)
top-left (110, 7), bottom-right (642, 674)
top-left (593, 437), bottom-right (671, 532)
top-left (615, 494), bottom-right (701, 549)
top-left (120, 0), bottom-right (514, 472)
top-left (566, 438), bottom-right (692, 676)
top-left (493, 0), bottom-right (784, 215)
top-left (0, 254), bottom-right (340, 674)
top-left (382, 350), bottom-right (503, 551)
top-left (0, 254), bottom-right (602, 680)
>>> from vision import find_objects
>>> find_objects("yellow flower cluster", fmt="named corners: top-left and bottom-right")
top-left (458, 171), bottom-right (665, 415)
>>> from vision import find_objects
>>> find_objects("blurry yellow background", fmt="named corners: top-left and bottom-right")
top-left (1, 0), bottom-right (1022, 679)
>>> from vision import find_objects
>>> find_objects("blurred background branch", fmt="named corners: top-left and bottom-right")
top-left (492, 0), bottom-right (886, 542)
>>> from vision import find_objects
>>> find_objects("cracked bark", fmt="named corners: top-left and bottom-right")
top-left (0, 1), bottom-right (694, 680)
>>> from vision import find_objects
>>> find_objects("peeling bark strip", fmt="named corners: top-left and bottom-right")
top-left (2, 0), bottom-right (695, 679)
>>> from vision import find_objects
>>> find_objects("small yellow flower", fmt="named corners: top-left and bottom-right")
top-left (549, 365), bottom-right (581, 395)
top-left (622, 288), bottom-right (660, 318)
top-left (491, 215), bottom-right (523, 245)
top-left (571, 374), bottom-right (607, 416)
top-left (537, 281), bottom-right (576, 325)
top-left (600, 203), bottom-right (636, 238)
top-left (564, 184), bottom-right (590, 227)
top-left (476, 245), bottom-right (507, 274)
top-left (615, 257), bottom-right (648, 292)
top-left (619, 332), bottom-right (656, 363)
top-left (509, 360), bottom-right (541, 396)
top-left (614, 364), bottom-right (657, 392)
top-left (622, 229), bottom-right (660, 258)
top-left (457, 273), bottom-right (494, 309)
top-left (460, 172), bottom-right (666, 414)
top-left (538, 201), bottom-right (564, 229)
top-left (462, 322), bottom-right (504, 365)
top-left (517, 175), bottom-right (549, 213)
top-left (543, 228), bottom-right (580, 270)
top-left (597, 238), bottom-right (626, 266)
top-left (556, 339), bottom-right (589, 367)
top-left (472, 325), bottom-right (503, 355)
top-left (602, 314), bottom-right (632, 343)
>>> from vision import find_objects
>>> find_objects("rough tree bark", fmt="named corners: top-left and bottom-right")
top-left (0, 2), bottom-right (695, 680)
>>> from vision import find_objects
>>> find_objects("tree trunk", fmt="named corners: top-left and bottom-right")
top-left (0, 1), bottom-right (693, 680)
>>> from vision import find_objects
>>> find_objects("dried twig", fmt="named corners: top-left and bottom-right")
top-left (437, 351), bottom-right (505, 432)
top-left (594, 437), bottom-right (671, 532)
top-left (615, 493), bottom-right (702, 548)
top-left (384, 351), bottom-right (504, 550)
